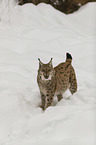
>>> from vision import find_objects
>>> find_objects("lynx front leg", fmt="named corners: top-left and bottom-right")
top-left (41, 93), bottom-right (54, 110)
top-left (40, 92), bottom-right (46, 110)
top-left (46, 96), bottom-right (54, 109)
top-left (44, 92), bottom-right (55, 110)
top-left (57, 94), bottom-right (63, 102)
top-left (40, 93), bottom-right (51, 110)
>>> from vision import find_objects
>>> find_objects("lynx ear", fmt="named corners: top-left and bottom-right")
top-left (38, 58), bottom-right (43, 68)
top-left (48, 58), bottom-right (53, 67)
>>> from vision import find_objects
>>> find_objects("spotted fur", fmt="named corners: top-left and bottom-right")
top-left (37, 53), bottom-right (77, 110)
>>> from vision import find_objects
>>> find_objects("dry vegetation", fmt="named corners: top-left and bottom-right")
top-left (19, 0), bottom-right (96, 14)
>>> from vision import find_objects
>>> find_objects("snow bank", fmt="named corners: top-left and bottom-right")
top-left (0, 2), bottom-right (96, 145)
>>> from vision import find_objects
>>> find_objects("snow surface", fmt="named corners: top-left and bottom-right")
top-left (0, 1), bottom-right (96, 145)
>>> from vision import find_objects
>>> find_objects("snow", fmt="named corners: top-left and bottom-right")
top-left (0, 1), bottom-right (96, 145)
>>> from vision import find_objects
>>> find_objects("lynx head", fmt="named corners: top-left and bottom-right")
top-left (38, 58), bottom-right (55, 81)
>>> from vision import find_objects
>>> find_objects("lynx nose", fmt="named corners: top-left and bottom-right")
top-left (44, 75), bottom-right (49, 79)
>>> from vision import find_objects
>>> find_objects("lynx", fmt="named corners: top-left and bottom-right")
top-left (37, 53), bottom-right (77, 110)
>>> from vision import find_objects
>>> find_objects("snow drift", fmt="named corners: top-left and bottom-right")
top-left (0, 2), bottom-right (96, 145)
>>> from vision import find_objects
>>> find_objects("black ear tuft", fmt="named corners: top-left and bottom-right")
top-left (49, 58), bottom-right (53, 67)
top-left (51, 58), bottom-right (53, 61)
top-left (66, 53), bottom-right (72, 60)
top-left (38, 58), bottom-right (43, 68)
top-left (38, 58), bottom-right (40, 61)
